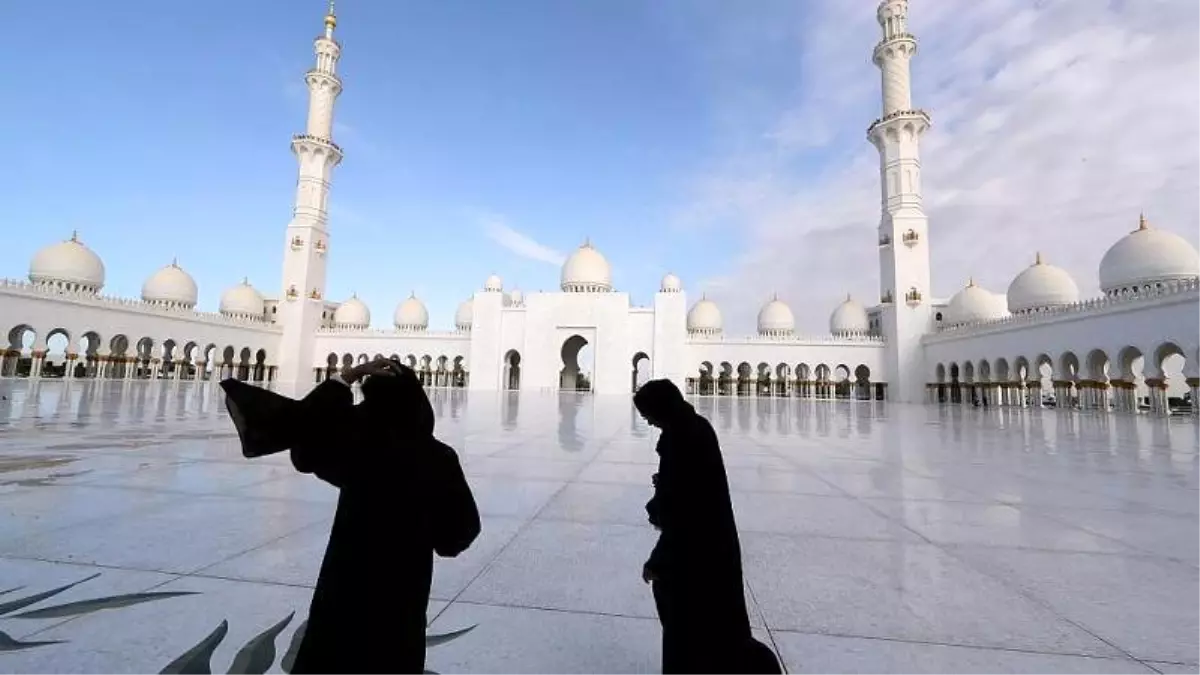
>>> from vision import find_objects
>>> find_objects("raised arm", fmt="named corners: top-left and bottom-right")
top-left (289, 359), bottom-right (396, 487)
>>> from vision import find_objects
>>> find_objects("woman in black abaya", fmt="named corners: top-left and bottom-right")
top-left (636, 379), bottom-right (781, 675)
top-left (221, 357), bottom-right (480, 674)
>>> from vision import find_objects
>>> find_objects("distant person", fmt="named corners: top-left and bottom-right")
top-left (220, 357), bottom-right (481, 674)
top-left (635, 379), bottom-right (782, 674)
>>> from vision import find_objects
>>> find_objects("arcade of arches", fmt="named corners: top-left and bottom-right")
top-left (929, 343), bottom-right (1199, 416)
top-left (319, 352), bottom-right (470, 388)
top-left (2, 325), bottom-right (274, 383)
top-left (686, 362), bottom-right (885, 400)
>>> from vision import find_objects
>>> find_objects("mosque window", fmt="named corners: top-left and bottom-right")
top-left (935, 312), bottom-right (943, 321)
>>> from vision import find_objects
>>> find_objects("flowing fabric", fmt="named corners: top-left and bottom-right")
top-left (636, 379), bottom-right (782, 675)
top-left (220, 372), bottom-right (480, 674)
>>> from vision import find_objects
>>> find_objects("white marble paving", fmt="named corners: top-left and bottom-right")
top-left (0, 378), bottom-right (1196, 673)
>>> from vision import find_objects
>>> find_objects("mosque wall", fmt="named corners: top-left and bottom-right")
top-left (684, 338), bottom-right (887, 385)
top-left (465, 291), bottom-right (506, 392)
top-left (517, 291), bottom-right (635, 394)
top-left (651, 291), bottom-right (689, 386)
top-left (312, 331), bottom-right (472, 370)
top-left (923, 284), bottom-right (1200, 387)
top-left (0, 283), bottom-right (278, 362)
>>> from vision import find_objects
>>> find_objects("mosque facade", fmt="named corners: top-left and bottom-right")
top-left (2, 0), bottom-right (1198, 413)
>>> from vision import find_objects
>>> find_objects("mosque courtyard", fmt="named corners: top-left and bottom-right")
top-left (0, 379), bottom-right (1195, 674)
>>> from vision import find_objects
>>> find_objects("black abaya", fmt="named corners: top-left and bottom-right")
top-left (221, 372), bottom-right (480, 674)
top-left (637, 379), bottom-right (781, 675)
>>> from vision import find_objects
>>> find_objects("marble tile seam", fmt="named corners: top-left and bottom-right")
top-left (433, 460), bottom-right (590, 613)
top-left (765, 626), bottom-right (1165, 665)
top-left (439, 597), bottom-right (662, 623)
top-left (182, 517), bottom-right (333, 580)
top-left (921, 536), bottom-right (1154, 666)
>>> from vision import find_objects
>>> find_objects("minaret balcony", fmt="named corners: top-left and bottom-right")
top-left (291, 134), bottom-right (344, 161)
top-left (867, 109), bottom-right (931, 137)
top-left (292, 134), bottom-right (342, 154)
top-left (879, 234), bottom-right (892, 247)
top-left (905, 288), bottom-right (923, 306)
top-left (901, 229), bottom-right (919, 246)
top-left (873, 33), bottom-right (916, 65)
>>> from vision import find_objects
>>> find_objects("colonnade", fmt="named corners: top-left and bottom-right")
top-left (686, 376), bottom-right (886, 401)
top-left (0, 350), bottom-right (276, 384)
top-left (926, 377), bottom-right (1197, 417)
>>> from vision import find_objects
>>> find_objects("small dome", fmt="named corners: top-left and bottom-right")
top-left (393, 293), bottom-right (429, 331)
top-left (29, 231), bottom-right (106, 293)
top-left (757, 295), bottom-right (795, 336)
top-left (561, 239), bottom-right (612, 292)
top-left (455, 297), bottom-right (473, 331)
top-left (333, 294), bottom-right (371, 328)
top-left (1007, 252), bottom-right (1079, 313)
top-left (219, 278), bottom-right (265, 318)
top-left (141, 259), bottom-right (198, 308)
top-left (508, 288), bottom-right (524, 306)
top-left (830, 295), bottom-right (870, 336)
top-left (944, 279), bottom-right (1006, 325)
top-left (660, 273), bottom-right (682, 293)
top-left (1099, 214), bottom-right (1200, 295)
top-left (687, 296), bottom-right (723, 335)
top-left (484, 273), bottom-right (503, 292)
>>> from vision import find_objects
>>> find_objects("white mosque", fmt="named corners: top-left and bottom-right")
top-left (2, 0), bottom-right (1197, 414)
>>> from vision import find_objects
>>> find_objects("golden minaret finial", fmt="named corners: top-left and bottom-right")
top-left (967, 276), bottom-right (975, 287)
top-left (1034, 251), bottom-right (1043, 265)
top-left (324, 0), bottom-right (337, 35)
top-left (1138, 212), bottom-right (1149, 231)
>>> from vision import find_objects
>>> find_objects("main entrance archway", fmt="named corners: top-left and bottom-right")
top-left (560, 335), bottom-right (591, 391)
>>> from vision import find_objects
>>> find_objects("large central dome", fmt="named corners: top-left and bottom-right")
top-left (561, 240), bottom-right (612, 292)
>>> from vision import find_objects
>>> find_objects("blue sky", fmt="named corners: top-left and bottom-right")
top-left (4, 0), bottom-right (1196, 333)
top-left (2, 0), bottom-right (779, 328)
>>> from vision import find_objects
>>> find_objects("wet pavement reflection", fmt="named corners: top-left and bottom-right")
top-left (0, 379), bottom-right (1196, 673)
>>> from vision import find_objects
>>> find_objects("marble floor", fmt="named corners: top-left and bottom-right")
top-left (0, 379), bottom-right (1196, 674)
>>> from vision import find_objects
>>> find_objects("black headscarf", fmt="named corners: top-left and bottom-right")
top-left (634, 379), bottom-right (696, 432)
top-left (360, 361), bottom-right (434, 437)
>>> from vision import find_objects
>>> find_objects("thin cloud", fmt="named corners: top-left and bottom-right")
top-left (480, 215), bottom-right (566, 266)
top-left (676, 0), bottom-right (1199, 335)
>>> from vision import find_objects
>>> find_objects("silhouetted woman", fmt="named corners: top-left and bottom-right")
top-left (636, 379), bottom-right (781, 674)
top-left (221, 357), bottom-right (481, 674)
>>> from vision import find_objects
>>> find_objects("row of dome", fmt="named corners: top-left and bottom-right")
top-left (27, 233), bottom-right (275, 318)
top-left (941, 215), bottom-right (1200, 326)
top-left (685, 293), bottom-right (870, 337)
top-left (22, 231), bottom-right (849, 334)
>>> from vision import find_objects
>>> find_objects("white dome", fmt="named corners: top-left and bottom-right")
top-left (561, 240), bottom-right (612, 292)
top-left (687, 296), bottom-right (723, 335)
top-left (29, 231), bottom-right (106, 293)
top-left (830, 295), bottom-right (870, 336)
top-left (508, 288), bottom-right (524, 306)
top-left (219, 278), bottom-right (265, 318)
top-left (333, 294), bottom-right (371, 328)
top-left (141, 259), bottom-right (197, 308)
top-left (757, 295), bottom-right (795, 336)
top-left (1007, 252), bottom-right (1080, 313)
top-left (1099, 215), bottom-right (1200, 295)
top-left (393, 293), bottom-right (429, 331)
top-left (455, 297), bottom-right (473, 331)
top-left (944, 279), bottom-right (1006, 326)
top-left (660, 273), bottom-right (682, 293)
top-left (484, 273), bottom-right (503, 292)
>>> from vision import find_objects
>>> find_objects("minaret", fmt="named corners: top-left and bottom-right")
top-left (277, 1), bottom-right (344, 388)
top-left (867, 0), bottom-right (931, 404)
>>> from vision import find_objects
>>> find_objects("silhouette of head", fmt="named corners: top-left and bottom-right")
top-left (634, 379), bottom-right (691, 429)
top-left (361, 359), bottom-right (435, 436)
